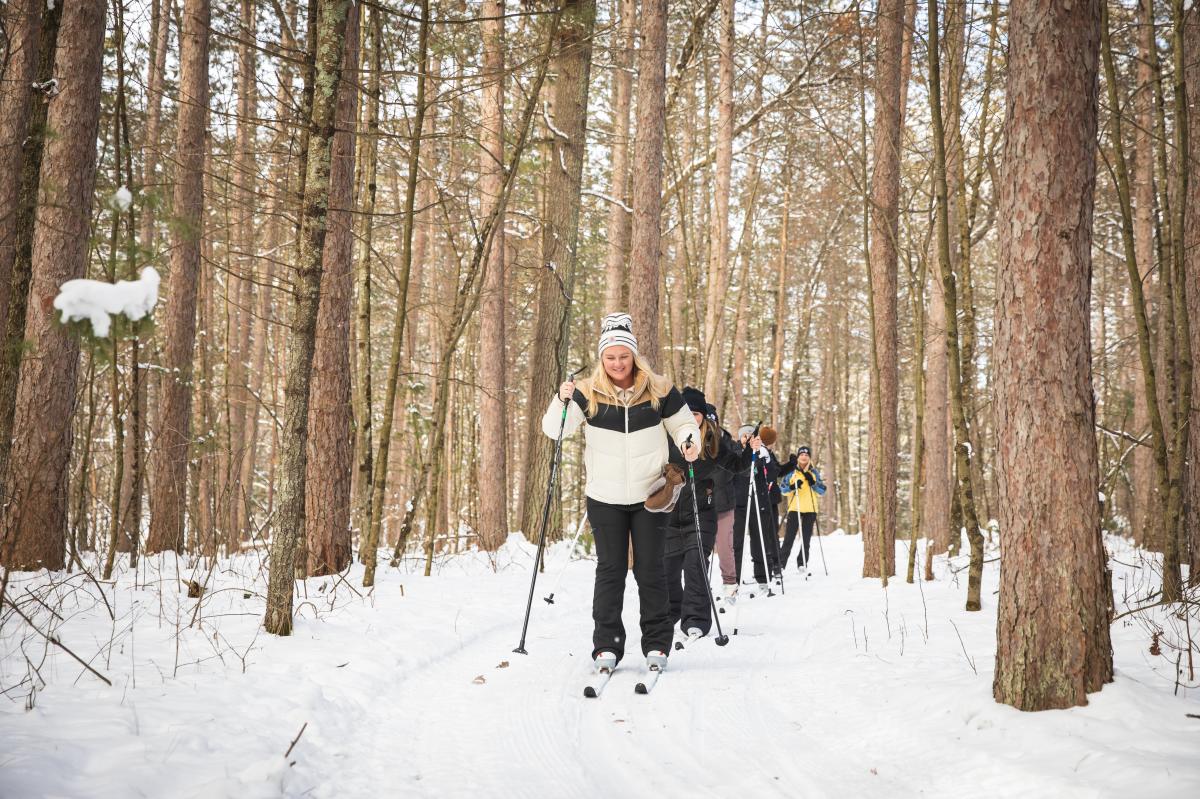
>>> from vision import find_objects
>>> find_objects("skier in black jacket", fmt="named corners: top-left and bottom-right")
top-left (733, 424), bottom-right (782, 593)
top-left (706, 404), bottom-right (739, 598)
top-left (664, 388), bottom-right (753, 638)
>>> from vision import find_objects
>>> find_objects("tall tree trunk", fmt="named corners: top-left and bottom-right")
top-left (993, 0), bottom-right (1114, 709)
top-left (921, 231), bottom-right (952, 574)
top-left (769, 177), bottom-right (792, 426)
top-left (353, 3), bottom-right (381, 549)
top-left (701, 0), bottom-right (734, 400)
top-left (627, 0), bottom-right (668, 367)
top-left (517, 0), bottom-right (596, 541)
top-left (1130, 0), bottom-right (1159, 549)
top-left (1183, 6), bottom-right (1200, 583)
top-left (0, 0), bottom-right (105, 571)
top-left (929, 0), bottom-right (984, 610)
top-left (0, 0), bottom-right (60, 502)
top-left (362, 0), bottom-right (430, 586)
top-left (226, 0), bottom-right (260, 551)
top-left (305, 0), bottom-right (360, 577)
top-left (146, 0), bottom-right (211, 555)
top-left (0, 0), bottom-right (45, 334)
top-left (138, 0), bottom-right (172, 254)
top-left (603, 0), bottom-right (635, 313)
top-left (393, 6), bottom-right (567, 570)
top-left (477, 0), bottom-right (509, 551)
top-left (264, 0), bottom-right (354, 634)
top-left (862, 0), bottom-right (904, 582)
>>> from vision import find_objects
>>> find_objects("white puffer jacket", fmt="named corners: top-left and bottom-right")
top-left (542, 372), bottom-right (699, 506)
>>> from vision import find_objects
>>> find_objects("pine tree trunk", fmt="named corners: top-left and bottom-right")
top-left (352, 4), bottom-right (380, 550)
top-left (0, 0), bottom-right (60, 504)
top-left (862, 0), bottom-right (905, 581)
top-left (225, 0), bottom-right (260, 551)
top-left (603, 0), bottom-right (635, 313)
top-left (264, 0), bottom-right (355, 634)
top-left (627, 0), bottom-right (669, 367)
top-left (477, 0), bottom-right (510, 551)
top-left (146, 0), bottom-right (211, 555)
top-left (304, 0), bottom-right (360, 577)
top-left (701, 0), bottom-right (734, 399)
top-left (0, 0), bottom-right (105, 571)
top-left (929, 0), bottom-right (984, 609)
top-left (362, 0), bottom-right (430, 586)
top-left (993, 0), bottom-right (1114, 709)
top-left (517, 0), bottom-right (596, 541)
top-left (921, 231), bottom-right (952, 572)
top-left (138, 0), bottom-right (171, 254)
top-left (0, 0), bottom-right (46, 334)
top-left (1184, 6), bottom-right (1200, 583)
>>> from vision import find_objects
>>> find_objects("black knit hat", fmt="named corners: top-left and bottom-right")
top-left (704, 402), bottom-right (719, 423)
top-left (681, 386), bottom-right (707, 414)
top-left (797, 445), bottom-right (811, 455)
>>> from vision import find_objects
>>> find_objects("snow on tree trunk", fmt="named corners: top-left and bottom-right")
top-left (993, 0), bottom-right (1114, 710)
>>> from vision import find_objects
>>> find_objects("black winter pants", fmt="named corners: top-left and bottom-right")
top-left (780, 511), bottom-right (816, 568)
top-left (733, 497), bottom-right (780, 584)
top-left (665, 524), bottom-right (715, 636)
top-left (587, 498), bottom-right (673, 662)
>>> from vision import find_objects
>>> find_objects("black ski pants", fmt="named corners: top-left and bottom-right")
top-left (587, 498), bottom-right (673, 662)
top-left (665, 524), bottom-right (715, 636)
top-left (733, 498), bottom-right (780, 584)
top-left (780, 511), bottom-right (816, 569)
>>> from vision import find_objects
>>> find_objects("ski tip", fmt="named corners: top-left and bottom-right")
top-left (634, 683), bottom-right (648, 694)
top-left (583, 686), bottom-right (598, 698)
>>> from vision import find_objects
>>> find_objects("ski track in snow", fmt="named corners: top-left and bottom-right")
top-left (1, 534), bottom-right (1197, 798)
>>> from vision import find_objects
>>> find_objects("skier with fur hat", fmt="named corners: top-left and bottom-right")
top-left (542, 313), bottom-right (700, 674)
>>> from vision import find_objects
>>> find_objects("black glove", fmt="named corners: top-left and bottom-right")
top-left (803, 470), bottom-right (815, 485)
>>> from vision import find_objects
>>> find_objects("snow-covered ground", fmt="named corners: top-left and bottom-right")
top-left (1, 532), bottom-right (1196, 798)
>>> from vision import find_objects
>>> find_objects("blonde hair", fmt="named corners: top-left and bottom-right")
top-left (579, 352), bottom-right (671, 417)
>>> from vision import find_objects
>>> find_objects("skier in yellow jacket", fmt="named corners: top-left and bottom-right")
top-left (779, 446), bottom-right (826, 573)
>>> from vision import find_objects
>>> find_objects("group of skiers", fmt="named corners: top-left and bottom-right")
top-left (541, 312), bottom-right (826, 682)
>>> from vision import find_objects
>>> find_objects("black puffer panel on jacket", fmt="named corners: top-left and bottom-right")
top-left (664, 435), bottom-right (750, 557)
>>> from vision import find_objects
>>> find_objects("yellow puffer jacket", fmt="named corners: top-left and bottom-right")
top-left (785, 467), bottom-right (825, 514)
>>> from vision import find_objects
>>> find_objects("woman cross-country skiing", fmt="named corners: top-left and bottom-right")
top-left (663, 387), bottom-right (755, 640)
top-left (541, 313), bottom-right (700, 681)
top-left (779, 445), bottom-right (826, 572)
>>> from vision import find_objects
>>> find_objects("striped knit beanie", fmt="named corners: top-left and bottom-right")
top-left (597, 312), bottom-right (638, 358)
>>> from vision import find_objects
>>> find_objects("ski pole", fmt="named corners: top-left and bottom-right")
top-left (543, 515), bottom-right (588, 605)
top-left (685, 436), bottom-right (729, 646)
top-left (814, 510), bottom-right (829, 576)
top-left (748, 461), bottom-right (783, 595)
top-left (514, 366), bottom-right (584, 655)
